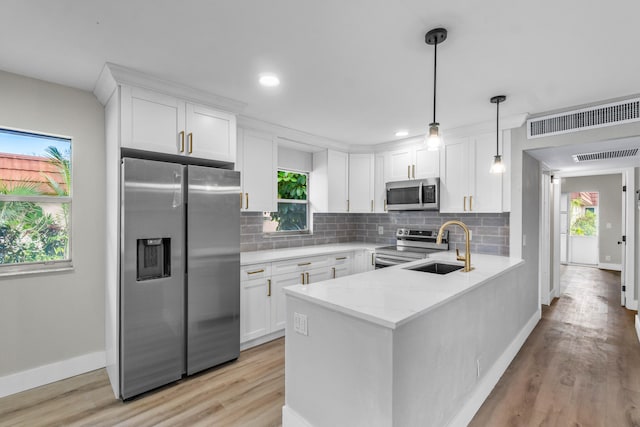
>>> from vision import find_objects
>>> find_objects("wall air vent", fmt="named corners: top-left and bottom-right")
top-left (572, 148), bottom-right (639, 162)
top-left (527, 98), bottom-right (640, 139)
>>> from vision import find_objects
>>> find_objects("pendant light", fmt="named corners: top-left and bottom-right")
top-left (425, 28), bottom-right (447, 151)
top-left (489, 95), bottom-right (506, 174)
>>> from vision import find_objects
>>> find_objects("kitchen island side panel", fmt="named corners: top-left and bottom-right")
top-left (284, 295), bottom-right (394, 427)
top-left (392, 263), bottom-right (530, 426)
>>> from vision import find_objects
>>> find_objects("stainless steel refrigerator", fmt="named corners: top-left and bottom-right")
top-left (120, 157), bottom-right (240, 399)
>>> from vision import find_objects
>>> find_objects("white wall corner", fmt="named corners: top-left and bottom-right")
top-left (0, 351), bottom-right (106, 399)
top-left (283, 405), bottom-right (314, 427)
top-left (446, 308), bottom-right (541, 427)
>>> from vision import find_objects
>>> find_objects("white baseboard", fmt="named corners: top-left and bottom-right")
top-left (598, 263), bottom-right (622, 271)
top-left (627, 300), bottom-right (638, 311)
top-left (0, 351), bottom-right (105, 399)
top-left (635, 315), bottom-right (640, 344)
top-left (547, 289), bottom-right (556, 305)
top-left (447, 309), bottom-right (541, 427)
top-left (240, 329), bottom-right (285, 351)
top-left (283, 405), bottom-right (313, 427)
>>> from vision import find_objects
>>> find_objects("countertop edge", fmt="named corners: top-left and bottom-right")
top-left (241, 243), bottom-right (378, 265)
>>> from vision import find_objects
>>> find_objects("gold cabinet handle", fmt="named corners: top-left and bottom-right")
top-left (179, 131), bottom-right (185, 153)
top-left (306, 272), bottom-right (310, 284)
top-left (335, 256), bottom-right (347, 260)
top-left (407, 165), bottom-right (411, 179)
top-left (245, 193), bottom-right (249, 210)
top-left (332, 267), bottom-right (336, 279)
top-left (301, 273), bottom-right (305, 284)
top-left (247, 269), bottom-right (264, 275)
top-left (297, 262), bottom-right (311, 266)
top-left (469, 195), bottom-right (473, 211)
top-left (240, 192), bottom-right (243, 209)
top-left (412, 164), bottom-right (415, 178)
top-left (384, 198), bottom-right (387, 211)
top-left (267, 279), bottom-right (271, 297)
top-left (347, 199), bottom-right (350, 212)
top-left (371, 200), bottom-right (374, 212)
top-left (464, 196), bottom-right (467, 211)
top-left (188, 132), bottom-right (193, 154)
top-left (371, 252), bottom-right (375, 265)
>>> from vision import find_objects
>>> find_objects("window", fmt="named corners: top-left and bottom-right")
top-left (262, 170), bottom-right (308, 233)
top-left (569, 192), bottom-right (598, 236)
top-left (0, 128), bottom-right (72, 273)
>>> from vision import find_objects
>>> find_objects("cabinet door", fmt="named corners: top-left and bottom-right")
top-left (365, 249), bottom-right (376, 271)
top-left (306, 268), bottom-right (333, 284)
top-left (374, 154), bottom-right (387, 212)
top-left (270, 273), bottom-right (304, 332)
top-left (348, 154), bottom-right (374, 212)
top-left (185, 103), bottom-right (236, 163)
top-left (240, 278), bottom-right (270, 343)
top-left (327, 150), bottom-right (349, 212)
top-left (414, 146), bottom-right (439, 178)
top-left (121, 86), bottom-right (185, 155)
top-left (240, 130), bottom-right (277, 212)
top-left (387, 149), bottom-right (412, 181)
top-left (471, 132), bottom-right (503, 212)
top-left (440, 137), bottom-right (470, 213)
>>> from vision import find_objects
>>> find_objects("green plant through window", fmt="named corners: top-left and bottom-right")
top-left (0, 129), bottom-right (71, 268)
top-left (569, 193), bottom-right (597, 236)
top-left (263, 170), bottom-right (308, 232)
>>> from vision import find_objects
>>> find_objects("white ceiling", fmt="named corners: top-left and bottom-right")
top-left (2, 0), bottom-right (640, 145)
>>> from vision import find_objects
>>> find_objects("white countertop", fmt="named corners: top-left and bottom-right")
top-left (283, 251), bottom-right (524, 329)
top-left (240, 243), bottom-right (378, 265)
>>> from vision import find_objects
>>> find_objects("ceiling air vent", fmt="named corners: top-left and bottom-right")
top-left (527, 98), bottom-right (640, 139)
top-left (572, 148), bottom-right (639, 162)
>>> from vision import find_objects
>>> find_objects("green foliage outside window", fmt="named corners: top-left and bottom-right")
top-left (268, 171), bottom-right (308, 232)
top-left (569, 198), bottom-right (597, 236)
top-left (0, 144), bottom-right (70, 265)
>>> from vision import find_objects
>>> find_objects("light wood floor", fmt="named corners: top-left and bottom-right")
top-left (1, 265), bottom-right (639, 426)
top-left (0, 339), bottom-right (284, 427)
top-left (471, 265), bottom-right (640, 426)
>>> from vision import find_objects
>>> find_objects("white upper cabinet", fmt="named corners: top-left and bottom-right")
top-left (386, 145), bottom-right (439, 182)
top-left (311, 149), bottom-right (349, 212)
top-left (374, 154), bottom-right (386, 212)
top-left (236, 128), bottom-right (277, 212)
top-left (121, 85), bottom-right (236, 163)
top-left (348, 153), bottom-right (374, 213)
top-left (439, 132), bottom-right (508, 213)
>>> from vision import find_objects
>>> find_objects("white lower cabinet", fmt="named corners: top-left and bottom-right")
top-left (241, 250), bottom-right (364, 347)
top-left (354, 249), bottom-right (375, 273)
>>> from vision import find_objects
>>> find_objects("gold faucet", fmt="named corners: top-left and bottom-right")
top-left (436, 220), bottom-right (473, 272)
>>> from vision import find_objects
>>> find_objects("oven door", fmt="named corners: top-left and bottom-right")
top-left (386, 180), bottom-right (422, 211)
top-left (374, 254), bottom-right (413, 269)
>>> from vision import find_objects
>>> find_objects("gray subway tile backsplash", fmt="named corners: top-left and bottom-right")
top-left (240, 211), bottom-right (509, 256)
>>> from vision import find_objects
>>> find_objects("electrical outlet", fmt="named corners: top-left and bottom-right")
top-left (378, 226), bottom-right (384, 235)
top-left (606, 222), bottom-right (612, 229)
top-left (294, 312), bottom-right (308, 336)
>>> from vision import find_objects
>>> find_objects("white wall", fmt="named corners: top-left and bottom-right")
top-left (278, 146), bottom-right (312, 172)
top-left (0, 70), bottom-right (106, 377)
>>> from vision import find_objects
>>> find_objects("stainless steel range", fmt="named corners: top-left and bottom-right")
top-left (374, 228), bottom-right (449, 269)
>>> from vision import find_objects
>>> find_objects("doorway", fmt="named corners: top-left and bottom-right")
top-left (566, 191), bottom-right (599, 266)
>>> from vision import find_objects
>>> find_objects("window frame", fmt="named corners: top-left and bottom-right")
top-left (263, 168), bottom-right (310, 235)
top-left (0, 126), bottom-right (73, 276)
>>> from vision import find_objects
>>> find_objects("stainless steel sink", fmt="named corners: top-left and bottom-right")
top-left (405, 262), bottom-right (464, 275)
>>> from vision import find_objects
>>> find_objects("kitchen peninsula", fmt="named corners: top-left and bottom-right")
top-left (282, 252), bottom-right (536, 427)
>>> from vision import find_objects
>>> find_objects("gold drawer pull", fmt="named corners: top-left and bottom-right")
top-left (464, 196), bottom-right (467, 211)
top-left (335, 256), bottom-right (347, 260)
top-left (332, 267), bottom-right (336, 279)
top-left (407, 165), bottom-right (410, 179)
top-left (412, 164), bottom-right (415, 178)
top-left (306, 272), bottom-right (310, 283)
top-left (188, 132), bottom-right (193, 154)
top-left (267, 279), bottom-right (271, 297)
top-left (301, 273), bottom-right (305, 284)
top-left (297, 262), bottom-right (311, 266)
top-left (245, 193), bottom-right (249, 210)
top-left (469, 195), bottom-right (473, 211)
top-left (247, 269), bottom-right (265, 275)
top-left (179, 131), bottom-right (185, 152)
top-left (240, 192), bottom-right (243, 209)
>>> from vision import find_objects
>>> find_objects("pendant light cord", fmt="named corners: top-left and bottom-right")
top-left (495, 99), bottom-right (499, 154)
top-left (433, 41), bottom-right (437, 124)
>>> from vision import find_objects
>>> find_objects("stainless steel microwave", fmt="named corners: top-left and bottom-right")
top-left (385, 178), bottom-right (440, 211)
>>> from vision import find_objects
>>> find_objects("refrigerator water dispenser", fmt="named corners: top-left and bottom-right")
top-left (137, 238), bottom-right (171, 280)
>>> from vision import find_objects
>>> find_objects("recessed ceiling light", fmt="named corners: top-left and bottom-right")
top-left (259, 73), bottom-right (280, 87)
top-left (395, 130), bottom-right (409, 137)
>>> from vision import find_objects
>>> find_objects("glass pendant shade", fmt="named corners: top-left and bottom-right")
top-left (425, 123), bottom-right (442, 151)
top-left (490, 154), bottom-right (505, 174)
